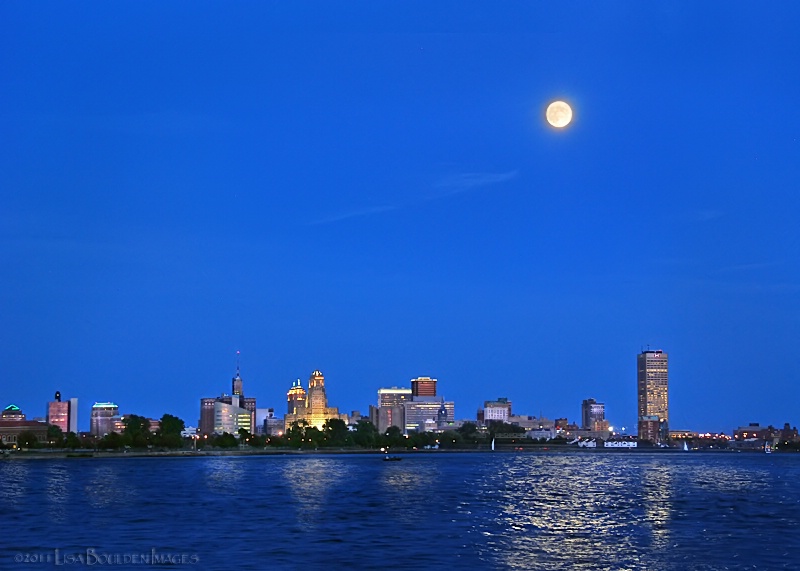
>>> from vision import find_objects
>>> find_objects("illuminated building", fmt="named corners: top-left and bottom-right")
top-left (2, 405), bottom-right (24, 421)
top-left (90, 402), bottom-right (119, 436)
top-left (638, 415), bottom-right (661, 443)
top-left (637, 349), bottom-right (669, 443)
top-left (369, 388), bottom-right (412, 433)
top-left (481, 398), bottom-right (512, 424)
top-left (199, 364), bottom-right (257, 436)
top-left (46, 391), bottom-right (76, 433)
top-left (370, 405), bottom-right (405, 433)
top-left (283, 370), bottom-right (348, 431)
top-left (378, 387), bottom-right (412, 407)
top-left (581, 398), bottom-right (605, 430)
top-left (411, 376), bottom-right (437, 397)
top-left (0, 404), bottom-right (48, 446)
top-left (213, 399), bottom-right (253, 435)
top-left (287, 379), bottom-right (307, 414)
top-left (403, 399), bottom-right (455, 433)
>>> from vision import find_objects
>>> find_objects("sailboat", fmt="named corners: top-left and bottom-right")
top-left (491, 437), bottom-right (495, 451)
top-left (765, 441), bottom-right (773, 454)
top-left (683, 441), bottom-right (689, 452)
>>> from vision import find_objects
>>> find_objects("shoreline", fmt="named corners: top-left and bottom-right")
top-left (0, 446), bottom-right (760, 460)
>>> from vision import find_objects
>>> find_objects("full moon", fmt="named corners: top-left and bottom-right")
top-left (546, 100), bottom-right (573, 128)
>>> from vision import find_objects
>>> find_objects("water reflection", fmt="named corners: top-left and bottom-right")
top-left (477, 454), bottom-right (654, 570)
top-left (84, 462), bottom-right (138, 508)
top-left (45, 462), bottom-right (71, 525)
top-left (378, 458), bottom-right (443, 526)
top-left (0, 461), bottom-right (30, 504)
top-left (204, 457), bottom-right (246, 493)
top-left (641, 460), bottom-right (673, 554)
top-left (282, 458), bottom-right (348, 528)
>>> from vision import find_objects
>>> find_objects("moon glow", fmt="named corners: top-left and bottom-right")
top-left (546, 100), bottom-right (573, 128)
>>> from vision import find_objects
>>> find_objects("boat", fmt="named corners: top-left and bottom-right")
top-left (683, 441), bottom-right (689, 452)
top-left (765, 441), bottom-right (773, 454)
top-left (383, 455), bottom-right (402, 461)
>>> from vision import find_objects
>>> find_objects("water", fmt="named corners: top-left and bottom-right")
top-left (1, 452), bottom-right (799, 570)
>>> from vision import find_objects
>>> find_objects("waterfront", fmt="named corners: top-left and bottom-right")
top-left (2, 452), bottom-right (799, 570)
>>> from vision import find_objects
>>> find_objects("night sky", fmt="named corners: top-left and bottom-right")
top-left (2, 3), bottom-right (799, 433)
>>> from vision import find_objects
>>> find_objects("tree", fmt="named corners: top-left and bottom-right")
top-left (98, 431), bottom-right (125, 450)
top-left (65, 431), bottom-right (81, 450)
top-left (247, 434), bottom-right (266, 447)
top-left (352, 420), bottom-right (379, 449)
top-left (323, 418), bottom-right (352, 447)
top-left (17, 430), bottom-right (40, 449)
top-left (456, 422), bottom-right (479, 444)
top-left (285, 420), bottom-right (308, 448)
top-left (408, 431), bottom-right (436, 449)
top-left (214, 432), bottom-right (238, 448)
top-left (439, 430), bottom-right (462, 449)
top-left (265, 434), bottom-right (285, 447)
top-left (47, 424), bottom-right (65, 448)
top-left (382, 425), bottom-right (404, 448)
top-left (156, 413), bottom-right (185, 448)
top-left (122, 415), bottom-right (152, 448)
top-left (487, 421), bottom-right (526, 437)
top-left (304, 426), bottom-right (324, 448)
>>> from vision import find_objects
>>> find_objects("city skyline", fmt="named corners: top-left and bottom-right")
top-left (3, 345), bottom-right (799, 437)
top-left (3, 4), bottom-right (800, 433)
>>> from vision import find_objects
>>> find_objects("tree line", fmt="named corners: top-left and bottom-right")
top-left (6, 416), bottom-right (530, 451)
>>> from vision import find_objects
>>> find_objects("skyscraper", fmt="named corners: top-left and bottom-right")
top-left (198, 360), bottom-right (256, 436)
top-left (411, 376), bottom-right (437, 397)
top-left (637, 349), bottom-right (669, 443)
top-left (68, 398), bottom-right (79, 433)
top-left (47, 391), bottom-right (71, 433)
top-left (283, 370), bottom-right (348, 431)
top-left (90, 402), bottom-right (119, 436)
top-left (581, 398), bottom-right (605, 430)
top-left (377, 387), bottom-right (412, 407)
top-left (287, 379), bottom-right (307, 414)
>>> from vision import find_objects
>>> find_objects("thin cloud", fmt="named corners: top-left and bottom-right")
top-left (307, 169), bottom-right (518, 225)
top-left (13, 111), bottom-right (235, 136)
top-left (716, 261), bottom-right (782, 273)
top-left (430, 170), bottom-right (519, 199)
top-left (307, 205), bottom-right (398, 226)
top-left (686, 209), bottom-right (725, 223)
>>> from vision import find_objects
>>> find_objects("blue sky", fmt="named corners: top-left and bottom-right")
top-left (2, 3), bottom-right (799, 433)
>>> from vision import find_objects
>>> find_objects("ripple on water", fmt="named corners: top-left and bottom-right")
top-left (1, 453), bottom-right (799, 570)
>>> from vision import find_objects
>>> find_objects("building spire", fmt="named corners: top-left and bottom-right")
top-left (232, 350), bottom-right (243, 396)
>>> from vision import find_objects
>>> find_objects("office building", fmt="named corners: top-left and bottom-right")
top-left (47, 391), bottom-right (71, 433)
top-left (581, 398), bottom-right (605, 430)
top-left (199, 364), bottom-right (257, 436)
top-left (90, 402), bottom-right (119, 436)
top-left (0, 404), bottom-right (48, 446)
top-left (378, 387), bottom-right (412, 407)
top-left (403, 399), bottom-right (455, 433)
top-left (370, 404), bottom-right (405, 434)
top-left (482, 398), bottom-right (512, 424)
top-left (284, 370), bottom-right (348, 431)
top-left (69, 398), bottom-right (79, 433)
top-left (369, 387), bottom-right (412, 433)
top-left (213, 399), bottom-right (253, 435)
top-left (287, 379), bottom-right (307, 414)
top-left (256, 407), bottom-right (283, 435)
top-left (411, 377), bottom-right (437, 397)
top-left (637, 349), bottom-right (669, 443)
